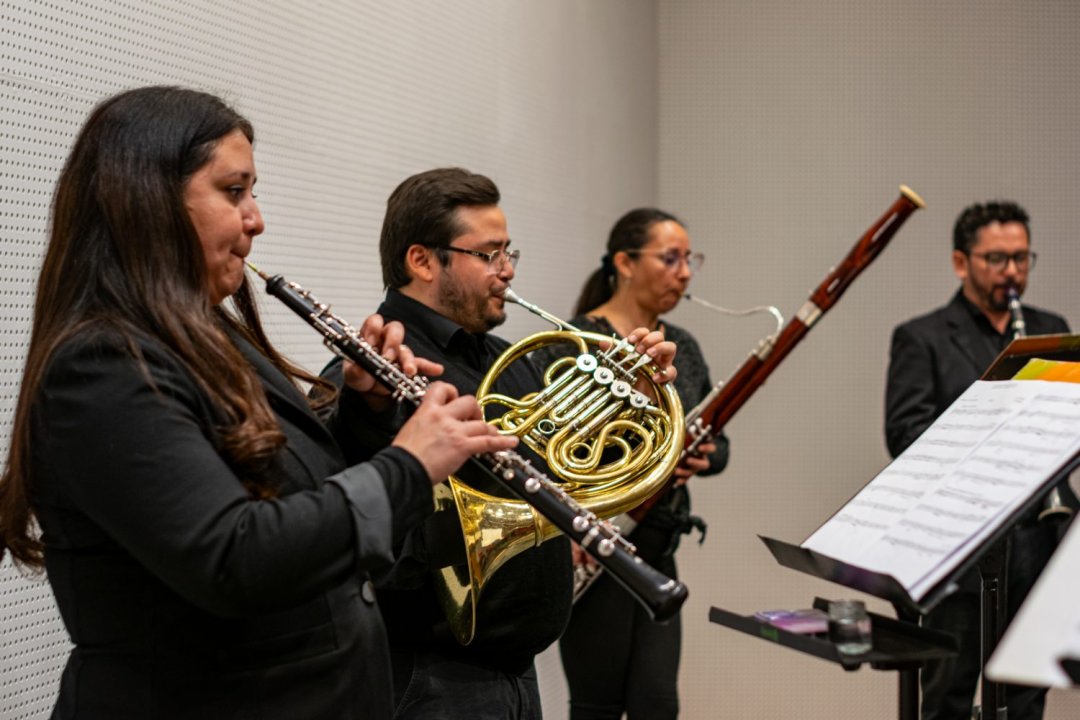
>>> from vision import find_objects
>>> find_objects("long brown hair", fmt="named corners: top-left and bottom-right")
top-left (0, 86), bottom-right (324, 568)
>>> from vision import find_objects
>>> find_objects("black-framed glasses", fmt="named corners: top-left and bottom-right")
top-left (969, 250), bottom-right (1037, 271)
top-left (625, 248), bottom-right (705, 272)
top-left (441, 245), bottom-right (521, 272)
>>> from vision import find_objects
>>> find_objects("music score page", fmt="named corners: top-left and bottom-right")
top-left (987, 513), bottom-right (1080, 687)
top-left (802, 380), bottom-right (1080, 601)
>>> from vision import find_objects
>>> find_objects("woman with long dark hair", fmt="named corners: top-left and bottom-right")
top-left (559, 208), bottom-right (729, 720)
top-left (0, 86), bottom-right (515, 719)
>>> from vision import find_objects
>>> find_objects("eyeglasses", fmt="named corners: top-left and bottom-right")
top-left (625, 248), bottom-right (705, 272)
top-left (441, 245), bottom-right (521, 272)
top-left (969, 250), bottom-right (1037, 271)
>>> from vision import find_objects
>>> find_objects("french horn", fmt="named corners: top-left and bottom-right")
top-left (435, 289), bottom-right (685, 644)
top-left (248, 263), bottom-right (688, 647)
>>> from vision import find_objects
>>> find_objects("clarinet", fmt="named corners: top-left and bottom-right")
top-left (1010, 286), bottom-right (1074, 523)
top-left (247, 263), bottom-right (689, 622)
top-left (1007, 286), bottom-right (1026, 339)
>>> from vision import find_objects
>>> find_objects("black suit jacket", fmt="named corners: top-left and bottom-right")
top-left (322, 290), bottom-right (572, 677)
top-left (31, 326), bottom-right (432, 719)
top-left (886, 290), bottom-right (1070, 457)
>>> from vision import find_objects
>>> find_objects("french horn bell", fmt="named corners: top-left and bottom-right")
top-left (435, 293), bottom-right (684, 644)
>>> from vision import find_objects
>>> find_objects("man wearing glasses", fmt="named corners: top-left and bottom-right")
top-left (885, 200), bottom-right (1070, 720)
top-left (323, 167), bottom-right (673, 719)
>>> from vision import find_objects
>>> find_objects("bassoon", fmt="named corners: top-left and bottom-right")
top-left (630, 185), bottom-right (926, 524)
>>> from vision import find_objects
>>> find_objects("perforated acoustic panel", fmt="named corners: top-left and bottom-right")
top-left (660, 2), bottom-right (1080, 718)
top-left (0, 1), bottom-right (660, 717)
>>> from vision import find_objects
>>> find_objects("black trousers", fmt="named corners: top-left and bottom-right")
top-left (558, 526), bottom-right (681, 720)
top-left (921, 523), bottom-right (1056, 720)
top-left (390, 647), bottom-right (541, 720)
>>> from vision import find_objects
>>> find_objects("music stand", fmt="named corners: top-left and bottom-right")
top-left (985, 510), bottom-right (1080, 689)
top-left (1062, 660), bottom-right (1080, 685)
top-left (712, 341), bottom-right (1080, 719)
top-left (978, 335), bottom-right (1080, 713)
top-left (979, 333), bottom-right (1080, 382)
top-left (755, 446), bottom-right (1079, 717)
top-left (709, 559), bottom-right (957, 720)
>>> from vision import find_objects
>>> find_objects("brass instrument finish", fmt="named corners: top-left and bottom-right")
top-left (250, 266), bottom-right (689, 645)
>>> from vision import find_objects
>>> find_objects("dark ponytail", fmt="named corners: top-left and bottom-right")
top-left (572, 208), bottom-right (683, 316)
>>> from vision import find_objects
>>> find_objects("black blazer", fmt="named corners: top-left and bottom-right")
top-left (885, 290), bottom-right (1070, 458)
top-left (30, 327), bottom-right (432, 719)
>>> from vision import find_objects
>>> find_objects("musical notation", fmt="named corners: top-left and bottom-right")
top-left (803, 380), bottom-right (1080, 600)
top-left (915, 503), bottom-right (986, 524)
top-left (849, 498), bottom-right (905, 515)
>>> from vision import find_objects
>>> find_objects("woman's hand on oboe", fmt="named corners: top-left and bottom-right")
top-left (342, 314), bottom-right (443, 412)
top-left (393, 381), bottom-right (519, 484)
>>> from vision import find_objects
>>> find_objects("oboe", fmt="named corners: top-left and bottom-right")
top-left (247, 263), bottom-right (689, 623)
top-left (1009, 286), bottom-right (1074, 523)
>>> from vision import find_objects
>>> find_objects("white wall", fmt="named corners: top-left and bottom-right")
top-left (659, 1), bottom-right (1080, 718)
top-left (0, 2), bottom-right (658, 717)
top-left (5, 1), bottom-right (1080, 718)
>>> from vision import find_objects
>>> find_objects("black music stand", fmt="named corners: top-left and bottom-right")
top-left (986, 489), bottom-right (1080, 692)
top-left (710, 573), bottom-right (956, 720)
top-left (712, 343), bottom-right (1080, 719)
top-left (977, 335), bottom-right (1080, 715)
top-left (765, 455), bottom-right (1077, 718)
top-left (711, 459), bottom-right (1076, 720)
top-left (1061, 659), bottom-right (1080, 684)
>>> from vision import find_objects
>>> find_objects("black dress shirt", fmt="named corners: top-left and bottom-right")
top-left (323, 289), bottom-right (573, 676)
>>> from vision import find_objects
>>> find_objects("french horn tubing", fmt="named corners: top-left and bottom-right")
top-left (248, 265), bottom-right (689, 647)
top-left (434, 289), bottom-right (685, 642)
top-left (571, 295), bottom-right (785, 602)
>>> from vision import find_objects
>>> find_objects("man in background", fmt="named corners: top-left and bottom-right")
top-left (885, 200), bottom-right (1072, 720)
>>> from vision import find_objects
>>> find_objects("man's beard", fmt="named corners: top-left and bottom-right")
top-left (981, 281), bottom-right (1022, 313)
top-left (438, 270), bottom-right (505, 333)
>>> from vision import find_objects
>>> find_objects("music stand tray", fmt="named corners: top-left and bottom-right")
top-left (709, 598), bottom-right (957, 672)
top-left (710, 534), bottom-right (960, 720)
top-left (712, 335), bottom-right (1080, 718)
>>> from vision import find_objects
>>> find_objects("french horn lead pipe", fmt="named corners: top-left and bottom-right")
top-left (248, 264), bottom-right (689, 626)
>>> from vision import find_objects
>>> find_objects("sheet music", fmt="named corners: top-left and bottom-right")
top-left (802, 380), bottom-right (1080, 601)
top-left (986, 515), bottom-right (1080, 687)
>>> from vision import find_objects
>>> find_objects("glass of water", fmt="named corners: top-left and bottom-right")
top-left (828, 600), bottom-right (872, 655)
